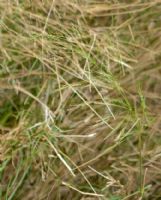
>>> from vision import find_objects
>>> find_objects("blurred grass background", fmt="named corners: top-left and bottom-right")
top-left (0, 0), bottom-right (161, 199)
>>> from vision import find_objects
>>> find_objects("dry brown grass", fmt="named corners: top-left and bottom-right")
top-left (0, 0), bottom-right (161, 199)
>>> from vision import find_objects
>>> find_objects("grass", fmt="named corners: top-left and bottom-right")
top-left (0, 0), bottom-right (161, 199)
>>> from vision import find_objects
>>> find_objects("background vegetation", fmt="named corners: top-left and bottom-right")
top-left (0, 0), bottom-right (161, 199)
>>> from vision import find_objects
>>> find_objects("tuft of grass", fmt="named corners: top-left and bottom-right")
top-left (0, 1), bottom-right (161, 199)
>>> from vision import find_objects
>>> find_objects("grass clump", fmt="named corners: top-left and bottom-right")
top-left (0, 1), bottom-right (161, 199)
